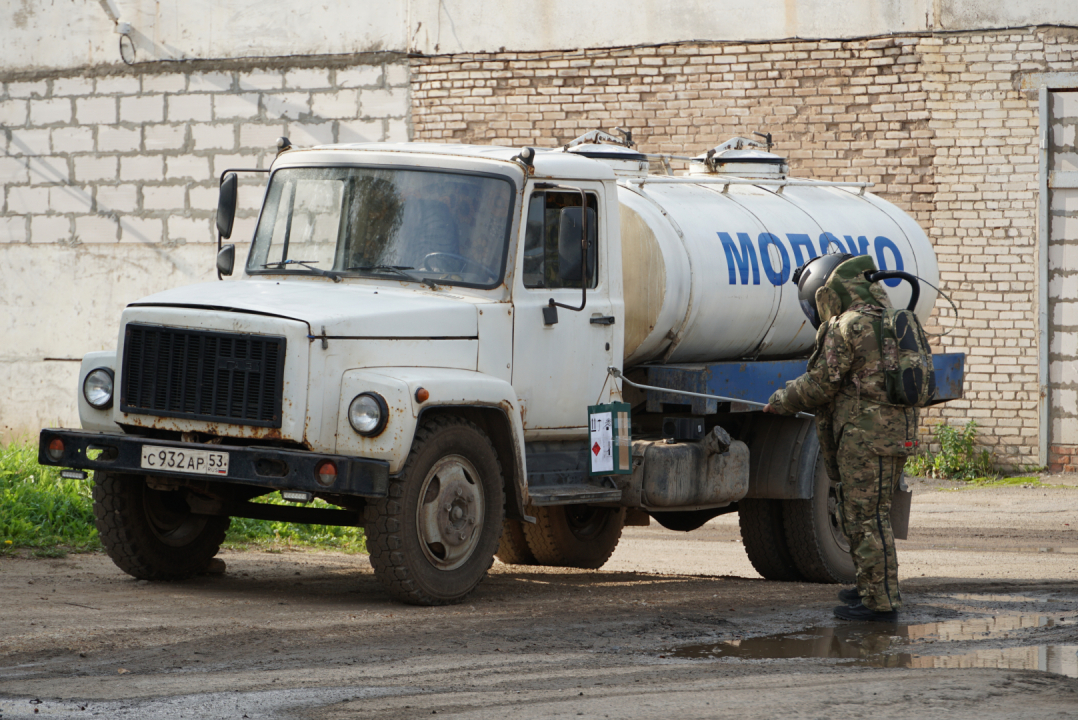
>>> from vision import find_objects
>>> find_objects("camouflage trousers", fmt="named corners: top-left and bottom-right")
top-left (835, 430), bottom-right (903, 612)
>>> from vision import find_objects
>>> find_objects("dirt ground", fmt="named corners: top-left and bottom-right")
top-left (1, 477), bottom-right (1076, 719)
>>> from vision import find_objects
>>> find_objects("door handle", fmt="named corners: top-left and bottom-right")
top-left (590, 316), bottom-right (615, 325)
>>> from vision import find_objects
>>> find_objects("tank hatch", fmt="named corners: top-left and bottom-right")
top-left (690, 136), bottom-right (788, 178)
top-left (564, 129), bottom-right (649, 177)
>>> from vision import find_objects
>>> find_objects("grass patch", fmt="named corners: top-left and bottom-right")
top-left (0, 441), bottom-right (99, 553)
top-left (32, 547), bottom-right (72, 558)
top-left (957, 476), bottom-right (1070, 489)
top-left (1, 440), bottom-right (366, 555)
top-left (906, 420), bottom-right (997, 481)
top-left (973, 476), bottom-right (1039, 487)
top-left (224, 496), bottom-right (367, 553)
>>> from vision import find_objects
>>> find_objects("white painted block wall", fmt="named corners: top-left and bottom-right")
top-left (0, 60), bottom-right (410, 439)
top-left (1049, 90), bottom-right (1078, 449)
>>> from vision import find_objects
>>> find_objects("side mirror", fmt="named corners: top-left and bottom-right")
top-left (216, 244), bottom-right (235, 276)
top-left (216, 172), bottom-right (238, 239)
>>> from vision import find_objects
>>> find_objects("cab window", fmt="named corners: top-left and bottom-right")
top-left (522, 191), bottom-right (598, 289)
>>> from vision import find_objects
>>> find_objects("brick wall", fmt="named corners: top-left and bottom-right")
top-left (3, 30), bottom-right (1077, 469)
top-left (410, 28), bottom-right (1078, 469)
top-left (920, 33), bottom-right (1046, 471)
top-left (0, 56), bottom-right (409, 438)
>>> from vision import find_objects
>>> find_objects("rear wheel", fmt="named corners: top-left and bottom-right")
top-left (524, 505), bottom-right (625, 569)
top-left (92, 472), bottom-right (229, 580)
top-left (495, 519), bottom-right (537, 565)
top-left (738, 498), bottom-right (803, 581)
top-left (366, 416), bottom-right (505, 605)
top-left (782, 453), bottom-right (855, 583)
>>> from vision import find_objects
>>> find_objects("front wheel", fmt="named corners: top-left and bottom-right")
top-left (92, 472), bottom-right (230, 580)
top-left (523, 505), bottom-right (625, 569)
top-left (366, 416), bottom-right (505, 605)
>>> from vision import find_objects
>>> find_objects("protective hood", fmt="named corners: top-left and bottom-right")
top-left (129, 280), bottom-right (480, 338)
top-left (816, 255), bottom-right (892, 325)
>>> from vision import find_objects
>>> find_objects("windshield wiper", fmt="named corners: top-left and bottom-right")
top-left (262, 259), bottom-right (341, 283)
top-left (347, 265), bottom-right (439, 289)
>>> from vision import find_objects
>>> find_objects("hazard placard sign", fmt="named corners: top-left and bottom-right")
top-left (587, 402), bottom-right (631, 476)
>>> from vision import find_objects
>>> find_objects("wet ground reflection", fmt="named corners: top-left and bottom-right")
top-left (672, 615), bottom-right (1078, 677)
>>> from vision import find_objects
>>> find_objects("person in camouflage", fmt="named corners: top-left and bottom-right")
top-left (763, 254), bottom-right (919, 622)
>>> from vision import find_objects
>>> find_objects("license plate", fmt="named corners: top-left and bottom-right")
top-left (140, 445), bottom-right (229, 476)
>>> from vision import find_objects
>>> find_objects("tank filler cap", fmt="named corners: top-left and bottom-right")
top-left (564, 129), bottom-right (649, 177)
top-left (690, 136), bottom-right (788, 178)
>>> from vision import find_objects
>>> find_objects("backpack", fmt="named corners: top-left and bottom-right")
top-left (878, 307), bottom-right (936, 407)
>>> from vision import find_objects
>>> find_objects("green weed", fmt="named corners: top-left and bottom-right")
top-left (959, 476), bottom-right (1075, 489)
top-left (224, 496), bottom-right (367, 553)
top-left (32, 547), bottom-right (70, 558)
top-left (905, 420), bottom-right (997, 481)
top-left (0, 441), bottom-right (99, 551)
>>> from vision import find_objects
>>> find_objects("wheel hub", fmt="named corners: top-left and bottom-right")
top-left (564, 505), bottom-right (610, 542)
top-left (417, 455), bottom-right (485, 570)
top-left (142, 486), bottom-right (210, 548)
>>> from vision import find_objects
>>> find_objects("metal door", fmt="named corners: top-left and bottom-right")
top-left (511, 181), bottom-right (615, 432)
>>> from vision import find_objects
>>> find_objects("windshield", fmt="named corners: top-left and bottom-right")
top-left (247, 167), bottom-right (515, 288)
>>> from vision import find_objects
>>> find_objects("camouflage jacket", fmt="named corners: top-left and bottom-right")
top-left (768, 255), bottom-right (919, 463)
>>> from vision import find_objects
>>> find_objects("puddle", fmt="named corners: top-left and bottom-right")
top-left (946, 593), bottom-right (1069, 604)
top-left (671, 615), bottom-right (1078, 677)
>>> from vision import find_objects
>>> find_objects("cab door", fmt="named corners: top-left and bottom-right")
top-left (511, 181), bottom-right (616, 432)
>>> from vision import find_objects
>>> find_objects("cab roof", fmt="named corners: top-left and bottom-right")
top-left (272, 142), bottom-right (617, 181)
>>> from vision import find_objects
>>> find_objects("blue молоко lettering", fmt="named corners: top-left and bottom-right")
top-left (717, 232), bottom-right (760, 285)
top-left (873, 236), bottom-right (904, 287)
top-left (718, 231), bottom-right (904, 286)
top-left (758, 233), bottom-right (791, 285)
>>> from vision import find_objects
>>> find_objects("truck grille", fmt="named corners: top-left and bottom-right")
top-left (120, 324), bottom-right (285, 428)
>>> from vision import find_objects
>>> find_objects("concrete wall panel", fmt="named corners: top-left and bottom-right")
top-left (1, 360), bottom-right (83, 441)
top-left (4, 1), bottom-right (1078, 74)
top-left (0, 243), bottom-right (218, 439)
top-left (940, 1), bottom-right (1078, 30)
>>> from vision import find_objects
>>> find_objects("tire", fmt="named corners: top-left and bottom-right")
top-left (496, 519), bottom-right (537, 565)
top-left (92, 472), bottom-right (230, 580)
top-left (366, 416), bottom-right (505, 606)
top-left (782, 452), bottom-right (856, 584)
top-left (523, 505), bottom-right (625, 569)
top-left (738, 498), bottom-right (803, 581)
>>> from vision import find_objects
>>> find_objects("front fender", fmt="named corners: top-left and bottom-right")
top-left (78, 351), bottom-right (120, 434)
top-left (336, 368), bottom-right (528, 512)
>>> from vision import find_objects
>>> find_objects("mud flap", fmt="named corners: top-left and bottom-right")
top-left (832, 472), bottom-right (910, 543)
top-left (890, 487), bottom-right (911, 540)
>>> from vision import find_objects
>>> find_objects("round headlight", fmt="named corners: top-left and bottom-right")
top-left (348, 393), bottom-right (388, 436)
top-left (83, 368), bottom-right (114, 410)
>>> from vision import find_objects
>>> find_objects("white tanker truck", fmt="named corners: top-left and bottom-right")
top-left (38, 131), bottom-right (964, 605)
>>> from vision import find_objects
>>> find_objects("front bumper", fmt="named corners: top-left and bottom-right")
top-left (38, 429), bottom-right (389, 498)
